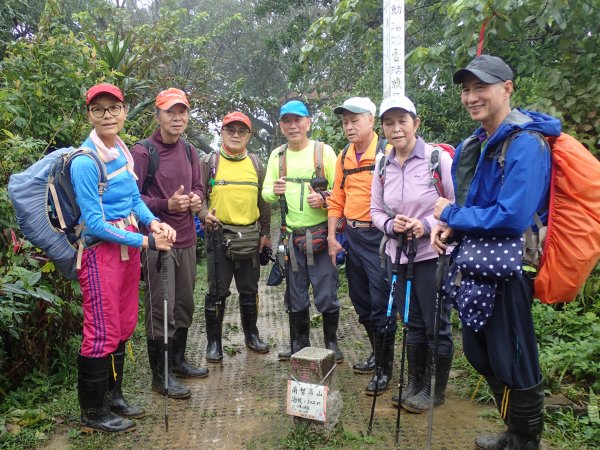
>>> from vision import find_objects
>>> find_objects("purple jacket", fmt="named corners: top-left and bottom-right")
top-left (370, 136), bottom-right (454, 264)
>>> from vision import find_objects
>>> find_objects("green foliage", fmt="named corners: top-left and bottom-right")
top-left (544, 408), bottom-right (600, 450)
top-left (0, 1), bottom-right (105, 150)
top-left (533, 301), bottom-right (600, 392)
top-left (407, 0), bottom-right (600, 154)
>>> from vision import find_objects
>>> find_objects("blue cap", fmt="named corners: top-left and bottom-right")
top-left (279, 100), bottom-right (309, 119)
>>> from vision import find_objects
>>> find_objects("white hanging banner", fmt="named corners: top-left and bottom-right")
top-left (383, 0), bottom-right (405, 98)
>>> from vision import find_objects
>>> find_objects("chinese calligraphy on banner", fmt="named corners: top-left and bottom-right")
top-left (286, 380), bottom-right (329, 422)
top-left (383, 0), bottom-right (405, 97)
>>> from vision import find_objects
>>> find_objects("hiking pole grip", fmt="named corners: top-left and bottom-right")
top-left (435, 252), bottom-right (448, 291)
top-left (161, 250), bottom-right (169, 432)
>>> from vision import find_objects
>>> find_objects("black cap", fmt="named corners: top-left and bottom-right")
top-left (453, 55), bottom-right (514, 84)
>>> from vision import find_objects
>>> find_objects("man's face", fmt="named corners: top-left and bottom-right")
top-left (157, 103), bottom-right (189, 140)
top-left (279, 114), bottom-right (311, 145)
top-left (460, 74), bottom-right (513, 126)
top-left (342, 111), bottom-right (374, 144)
top-left (221, 121), bottom-right (251, 153)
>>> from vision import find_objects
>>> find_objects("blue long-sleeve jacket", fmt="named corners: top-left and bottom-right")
top-left (70, 137), bottom-right (157, 247)
top-left (440, 109), bottom-right (561, 235)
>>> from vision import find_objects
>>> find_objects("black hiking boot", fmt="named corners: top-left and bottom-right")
top-left (475, 377), bottom-right (510, 449)
top-left (505, 380), bottom-right (545, 449)
top-left (402, 353), bottom-right (453, 413)
top-left (278, 309), bottom-right (311, 361)
top-left (205, 301), bottom-right (225, 363)
top-left (78, 353), bottom-right (136, 433)
top-left (240, 294), bottom-right (270, 354)
top-left (353, 322), bottom-right (375, 374)
top-left (391, 343), bottom-right (427, 407)
top-left (107, 341), bottom-right (145, 418)
top-left (322, 310), bottom-right (344, 363)
top-left (366, 329), bottom-right (395, 396)
top-left (147, 339), bottom-right (191, 399)
top-left (172, 328), bottom-right (209, 378)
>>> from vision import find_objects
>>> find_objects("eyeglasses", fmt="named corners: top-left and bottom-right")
top-left (222, 127), bottom-right (250, 137)
top-left (88, 104), bottom-right (124, 118)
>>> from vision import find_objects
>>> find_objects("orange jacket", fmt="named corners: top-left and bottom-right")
top-left (328, 133), bottom-right (385, 221)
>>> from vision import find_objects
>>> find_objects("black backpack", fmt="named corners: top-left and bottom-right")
top-left (136, 138), bottom-right (193, 194)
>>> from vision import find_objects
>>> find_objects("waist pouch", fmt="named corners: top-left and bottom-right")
top-left (455, 234), bottom-right (524, 280)
top-left (222, 222), bottom-right (260, 261)
top-left (444, 234), bottom-right (524, 332)
top-left (292, 223), bottom-right (328, 256)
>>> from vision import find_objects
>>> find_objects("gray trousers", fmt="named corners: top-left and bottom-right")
top-left (287, 241), bottom-right (339, 314)
top-left (142, 246), bottom-right (197, 340)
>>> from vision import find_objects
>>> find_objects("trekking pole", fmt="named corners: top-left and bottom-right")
top-left (368, 232), bottom-right (404, 435)
top-left (161, 250), bottom-right (169, 432)
top-left (395, 229), bottom-right (417, 444)
top-left (279, 195), bottom-right (293, 357)
top-left (212, 223), bottom-right (222, 333)
top-left (425, 252), bottom-right (448, 449)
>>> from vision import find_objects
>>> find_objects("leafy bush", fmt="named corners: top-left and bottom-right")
top-left (533, 301), bottom-right (600, 392)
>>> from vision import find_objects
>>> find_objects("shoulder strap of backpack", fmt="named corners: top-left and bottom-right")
top-left (377, 153), bottom-right (394, 218)
top-left (205, 150), bottom-right (219, 196)
top-left (339, 143), bottom-right (351, 189)
top-left (429, 146), bottom-right (445, 197)
top-left (376, 138), bottom-right (387, 154)
top-left (314, 141), bottom-right (324, 178)
top-left (248, 153), bottom-right (261, 178)
top-left (183, 141), bottom-right (193, 164)
top-left (137, 139), bottom-right (159, 195)
top-left (499, 130), bottom-right (548, 178)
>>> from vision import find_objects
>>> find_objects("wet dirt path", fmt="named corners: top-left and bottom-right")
top-left (39, 264), bottom-right (513, 450)
top-left (85, 266), bottom-right (506, 449)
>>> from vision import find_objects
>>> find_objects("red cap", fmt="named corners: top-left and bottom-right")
top-left (222, 111), bottom-right (252, 130)
top-left (155, 88), bottom-right (190, 110)
top-left (86, 83), bottom-right (124, 105)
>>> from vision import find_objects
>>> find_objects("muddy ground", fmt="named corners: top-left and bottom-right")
top-left (42, 266), bottom-right (513, 450)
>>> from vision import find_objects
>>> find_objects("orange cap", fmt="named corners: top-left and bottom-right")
top-left (222, 111), bottom-right (252, 130)
top-left (155, 88), bottom-right (190, 110)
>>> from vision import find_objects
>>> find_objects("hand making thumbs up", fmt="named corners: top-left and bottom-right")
top-left (307, 183), bottom-right (326, 209)
top-left (168, 185), bottom-right (191, 212)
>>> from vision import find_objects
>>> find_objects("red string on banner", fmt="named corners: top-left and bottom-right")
top-left (477, 12), bottom-right (497, 56)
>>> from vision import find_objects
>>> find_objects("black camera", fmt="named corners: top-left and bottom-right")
top-left (310, 177), bottom-right (328, 192)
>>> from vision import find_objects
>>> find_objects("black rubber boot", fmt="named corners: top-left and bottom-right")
top-left (239, 294), bottom-right (269, 354)
top-left (147, 339), bottom-right (191, 399)
top-left (107, 341), bottom-right (145, 418)
top-left (78, 354), bottom-right (136, 433)
top-left (402, 352), bottom-right (453, 413)
top-left (391, 343), bottom-right (427, 407)
top-left (277, 313), bottom-right (296, 361)
top-left (205, 300), bottom-right (225, 363)
top-left (322, 310), bottom-right (344, 363)
top-left (475, 377), bottom-right (510, 449)
top-left (278, 309), bottom-right (311, 361)
top-left (172, 328), bottom-right (209, 378)
top-left (365, 329), bottom-right (395, 396)
top-left (353, 321), bottom-right (375, 374)
top-left (506, 380), bottom-right (545, 449)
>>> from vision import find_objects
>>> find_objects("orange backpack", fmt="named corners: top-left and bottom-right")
top-left (502, 132), bottom-right (600, 303)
